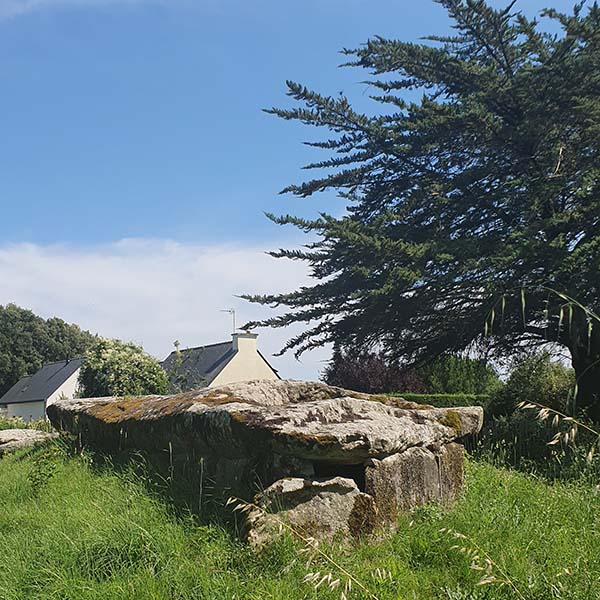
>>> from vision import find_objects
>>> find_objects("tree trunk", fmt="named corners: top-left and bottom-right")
top-left (569, 316), bottom-right (600, 423)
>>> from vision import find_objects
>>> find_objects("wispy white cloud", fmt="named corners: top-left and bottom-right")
top-left (0, 0), bottom-right (166, 20)
top-left (0, 238), bottom-right (330, 380)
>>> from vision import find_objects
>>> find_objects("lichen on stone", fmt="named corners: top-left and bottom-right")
top-left (348, 493), bottom-right (378, 537)
top-left (439, 409), bottom-right (463, 433)
top-left (85, 394), bottom-right (191, 423)
top-left (342, 391), bottom-right (434, 410)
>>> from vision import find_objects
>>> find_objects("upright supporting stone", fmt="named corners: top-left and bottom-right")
top-left (365, 443), bottom-right (464, 524)
top-left (244, 476), bottom-right (378, 549)
top-left (438, 442), bottom-right (464, 502)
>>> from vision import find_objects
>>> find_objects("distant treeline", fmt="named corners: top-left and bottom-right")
top-left (0, 304), bottom-right (97, 396)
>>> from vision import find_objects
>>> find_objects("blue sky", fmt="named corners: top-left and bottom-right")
top-left (0, 0), bottom-right (577, 379)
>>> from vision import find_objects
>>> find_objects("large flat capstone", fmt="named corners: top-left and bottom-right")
top-left (47, 379), bottom-right (483, 543)
top-left (47, 380), bottom-right (481, 461)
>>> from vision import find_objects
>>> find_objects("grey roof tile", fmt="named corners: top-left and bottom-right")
top-left (161, 341), bottom-right (234, 391)
top-left (0, 359), bottom-right (83, 405)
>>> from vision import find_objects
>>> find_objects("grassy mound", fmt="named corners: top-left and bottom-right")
top-left (0, 441), bottom-right (598, 600)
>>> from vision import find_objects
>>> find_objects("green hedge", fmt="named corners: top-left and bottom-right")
top-left (390, 393), bottom-right (491, 409)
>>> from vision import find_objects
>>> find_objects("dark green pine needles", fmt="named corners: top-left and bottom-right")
top-left (244, 1), bottom-right (600, 419)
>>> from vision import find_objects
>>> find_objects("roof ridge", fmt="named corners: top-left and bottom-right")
top-left (42, 358), bottom-right (83, 367)
top-left (0, 358), bottom-right (83, 405)
top-left (169, 341), bottom-right (231, 354)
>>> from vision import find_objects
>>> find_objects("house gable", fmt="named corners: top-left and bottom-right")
top-left (162, 333), bottom-right (279, 391)
top-left (46, 369), bottom-right (81, 406)
top-left (0, 359), bottom-right (83, 406)
top-left (210, 345), bottom-right (279, 387)
top-left (0, 359), bottom-right (82, 422)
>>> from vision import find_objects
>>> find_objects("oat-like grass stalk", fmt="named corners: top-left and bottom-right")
top-left (227, 496), bottom-right (384, 600)
top-left (440, 528), bottom-right (526, 600)
top-left (517, 400), bottom-right (600, 461)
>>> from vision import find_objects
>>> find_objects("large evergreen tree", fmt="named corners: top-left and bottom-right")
top-left (246, 2), bottom-right (600, 418)
top-left (0, 304), bottom-right (97, 396)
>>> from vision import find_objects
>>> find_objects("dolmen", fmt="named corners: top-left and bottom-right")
top-left (47, 380), bottom-right (483, 546)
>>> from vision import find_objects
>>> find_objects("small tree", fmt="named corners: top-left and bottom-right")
top-left (322, 347), bottom-right (499, 394)
top-left (419, 354), bottom-right (501, 395)
top-left (489, 351), bottom-right (575, 416)
top-left (322, 347), bottom-right (427, 394)
top-left (79, 339), bottom-right (169, 398)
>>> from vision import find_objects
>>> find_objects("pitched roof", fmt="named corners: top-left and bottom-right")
top-left (0, 359), bottom-right (83, 405)
top-left (161, 341), bottom-right (234, 390)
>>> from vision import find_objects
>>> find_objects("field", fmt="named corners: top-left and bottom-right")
top-left (0, 434), bottom-right (599, 600)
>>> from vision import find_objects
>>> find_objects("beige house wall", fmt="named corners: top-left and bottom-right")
top-left (210, 333), bottom-right (278, 387)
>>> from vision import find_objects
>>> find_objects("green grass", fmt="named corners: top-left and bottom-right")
top-left (0, 417), bottom-right (54, 433)
top-left (0, 442), bottom-right (599, 600)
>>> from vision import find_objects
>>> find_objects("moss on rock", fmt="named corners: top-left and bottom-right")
top-left (348, 493), bottom-right (378, 538)
top-left (439, 409), bottom-right (463, 433)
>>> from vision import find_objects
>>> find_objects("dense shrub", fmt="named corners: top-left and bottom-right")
top-left (395, 354), bottom-right (586, 480)
top-left (488, 351), bottom-right (575, 417)
top-left (470, 352), bottom-right (582, 477)
top-left (79, 339), bottom-right (169, 398)
top-left (323, 348), bottom-right (500, 395)
top-left (322, 348), bottom-right (427, 394)
top-left (418, 355), bottom-right (501, 395)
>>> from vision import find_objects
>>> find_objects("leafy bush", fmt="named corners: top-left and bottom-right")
top-left (474, 409), bottom-right (600, 482)
top-left (28, 445), bottom-right (61, 496)
top-left (488, 351), bottom-right (575, 417)
top-left (417, 355), bottom-right (501, 395)
top-left (396, 354), bottom-right (587, 481)
top-left (466, 352), bottom-right (583, 478)
top-left (323, 348), bottom-right (499, 395)
top-left (79, 339), bottom-right (169, 398)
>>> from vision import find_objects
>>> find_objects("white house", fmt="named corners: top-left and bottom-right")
top-left (0, 359), bottom-right (82, 422)
top-left (161, 332), bottom-right (279, 391)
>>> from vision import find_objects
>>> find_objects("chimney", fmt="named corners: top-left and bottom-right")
top-left (232, 331), bottom-right (258, 353)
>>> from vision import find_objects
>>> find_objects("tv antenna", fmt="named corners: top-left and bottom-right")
top-left (220, 308), bottom-right (236, 333)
